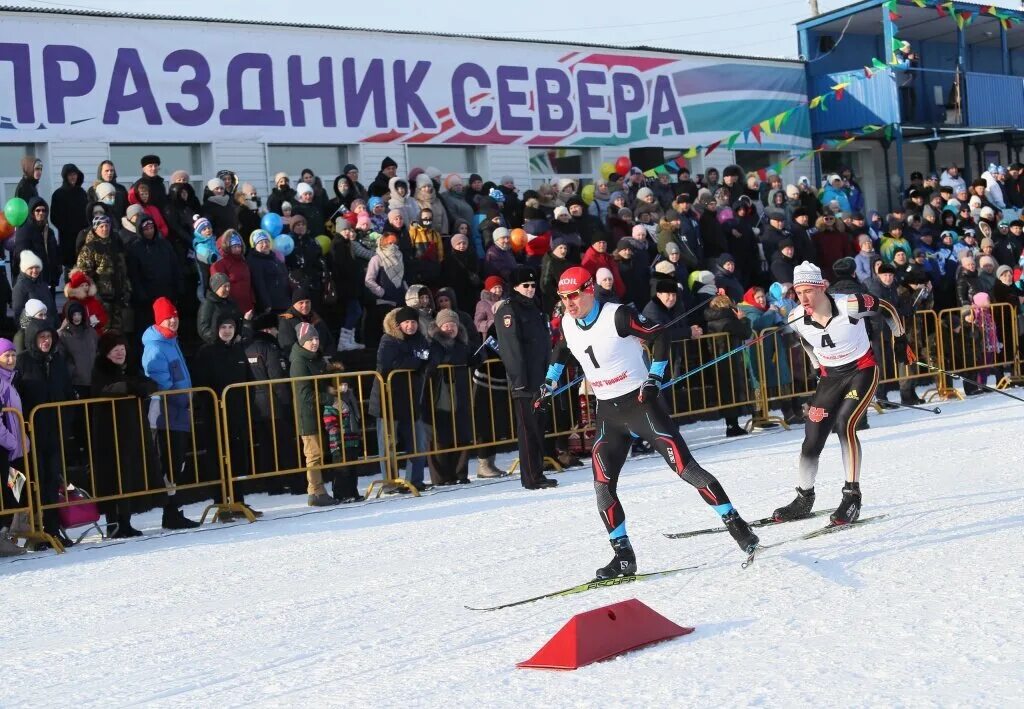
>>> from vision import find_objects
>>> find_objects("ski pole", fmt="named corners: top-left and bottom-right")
top-left (914, 360), bottom-right (1024, 403)
top-left (659, 329), bottom-right (777, 390)
top-left (549, 374), bottom-right (584, 398)
top-left (883, 400), bottom-right (941, 415)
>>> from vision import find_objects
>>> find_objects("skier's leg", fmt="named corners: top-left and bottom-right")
top-left (590, 417), bottom-right (632, 536)
top-left (798, 374), bottom-right (848, 490)
top-left (633, 397), bottom-right (732, 510)
top-left (834, 366), bottom-right (879, 484)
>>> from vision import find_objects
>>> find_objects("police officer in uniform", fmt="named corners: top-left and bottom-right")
top-left (494, 266), bottom-right (558, 490)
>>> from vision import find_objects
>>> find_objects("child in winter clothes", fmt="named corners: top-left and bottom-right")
top-left (322, 379), bottom-right (363, 502)
top-left (58, 301), bottom-right (99, 398)
top-left (64, 269), bottom-right (109, 333)
top-left (192, 216), bottom-right (218, 300)
top-left (474, 276), bottom-right (503, 337)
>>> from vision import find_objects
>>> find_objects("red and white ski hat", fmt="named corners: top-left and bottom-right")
top-left (793, 261), bottom-right (826, 288)
top-left (556, 266), bottom-right (595, 296)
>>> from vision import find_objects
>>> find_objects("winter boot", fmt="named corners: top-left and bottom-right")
top-left (722, 510), bottom-right (759, 553)
top-left (595, 536), bottom-right (637, 580)
top-left (476, 456), bottom-right (507, 478)
top-left (725, 425), bottom-right (748, 437)
top-left (162, 506), bottom-right (200, 530)
top-left (772, 487), bottom-right (816, 522)
top-left (308, 493), bottom-right (341, 507)
top-left (830, 482), bottom-right (862, 525)
top-left (337, 328), bottom-right (365, 352)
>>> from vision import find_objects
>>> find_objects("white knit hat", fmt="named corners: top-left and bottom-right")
top-left (19, 250), bottom-right (43, 273)
top-left (24, 299), bottom-right (47, 319)
top-left (793, 261), bottom-right (826, 288)
top-left (596, 267), bottom-right (614, 284)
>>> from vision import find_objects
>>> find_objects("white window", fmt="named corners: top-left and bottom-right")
top-left (110, 143), bottom-right (204, 194)
top-left (528, 147), bottom-right (594, 187)
top-left (266, 145), bottom-right (349, 185)
top-left (406, 146), bottom-right (479, 176)
top-left (0, 143), bottom-right (35, 204)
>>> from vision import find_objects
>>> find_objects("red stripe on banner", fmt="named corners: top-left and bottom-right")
top-left (363, 129), bottom-right (406, 143)
top-left (575, 53), bottom-right (677, 72)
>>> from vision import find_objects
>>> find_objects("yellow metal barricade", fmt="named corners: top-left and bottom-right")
top-left (1, 407), bottom-right (60, 551)
top-left (872, 309), bottom-right (946, 400)
top-left (659, 332), bottom-right (765, 425)
top-left (936, 303), bottom-right (1019, 396)
top-left (221, 371), bottom-right (393, 506)
top-left (750, 326), bottom-right (817, 419)
top-left (28, 387), bottom-right (228, 544)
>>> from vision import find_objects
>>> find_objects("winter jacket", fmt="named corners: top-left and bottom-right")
top-left (277, 307), bottom-right (334, 357)
top-left (641, 292), bottom-right (692, 340)
top-left (15, 321), bottom-right (74, 451)
top-left (367, 307), bottom-right (431, 420)
top-left (439, 248), bottom-right (482, 314)
top-left (812, 220), bottom-right (854, 283)
top-left (141, 324), bottom-right (191, 431)
top-left (164, 183), bottom-right (202, 247)
top-left (494, 291), bottom-right (550, 397)
top-left (246, 249), bottom-right (291, 313)
top-left (197, 291), bottom-right (252, 346)
top-left (474, 289), bottom-right (503, 336)
top-left (855, 252), bottom-right (879, 283)
top-left (15, 157), bottom-right (39, 203)
top-left (74, 230), bottom-right (131, 305)
top-left (127, 184), bottom-right (169, 237)
top-left (364, 246), bottom-right (408, 306)
top-left (0, 359), bottom-right (26, 461)
top-left (11, 271), bottom-right (57, 329)
top-left (49, 164), bottom-right (88, 267)
top-left (127, 228), bottom-right (180, 312)
top-left (288, 342), bottom-right (329, 436)
top-left (268, 185), bottom-right (297, 216)
top-left (57, 304), bottom-right (99, 387)
top-left (193, 336), bottom-right (250, 396)
top-left (441, 191), bottom-right (475, 232)
top-left (136, 173), bottom-right (168, 211)
top-left (433, 288), bottom-right (479, 352)
top-left (244, 332), bottom-right (292, 421)
top-left (821, 184), bottom-right (852, 213)
top-left (483, 244), bottom-right (518, 282)
top-left (13, 197), bottom-right (60, 289)
top-left (540, 252), bottom-right (571, 315)
top-left (713, 262), bottom-right (745, 303)
top-left (581, 247), bottom-right (625, 298)
top-left (770, 251), bottom-right (796, 285)
top-left (880, 234), bottom-right (913, 265)
top-left (210, 233), bottom-right (254, 314)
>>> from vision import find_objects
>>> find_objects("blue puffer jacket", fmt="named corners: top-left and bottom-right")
top-left (141, 325), bottom-right (192, 431)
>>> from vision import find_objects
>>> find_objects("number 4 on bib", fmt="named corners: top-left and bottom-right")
top-left (820, 333), bottom-right (836, 348)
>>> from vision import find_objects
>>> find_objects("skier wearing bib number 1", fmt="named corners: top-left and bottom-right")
top-left (544, 266), bottom-right (759, 579)
top-left (773, 261), bottom-right (912, 526)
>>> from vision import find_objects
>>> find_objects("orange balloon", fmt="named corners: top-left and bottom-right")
top-left (510, 228), bottom-right (527, 254)
top-left (0, 213), bottom-right (12, 240)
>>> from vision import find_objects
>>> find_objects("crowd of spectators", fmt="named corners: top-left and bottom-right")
top-left (1, 153), bottom-right (1022, 555)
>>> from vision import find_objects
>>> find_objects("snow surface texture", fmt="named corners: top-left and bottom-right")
top-left (2, 395), bottom-right (1022, 707)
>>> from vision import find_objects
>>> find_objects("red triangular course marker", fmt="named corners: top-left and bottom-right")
top-left (517, 598), bottom-right (694, 670)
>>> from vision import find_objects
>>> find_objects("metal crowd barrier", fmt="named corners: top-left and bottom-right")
top-left (221, 371), bottom-right (395, 503)
top-left (1, 407), bottom-right (59, 550)
top-left (935, 303), bottom-right (1020, 399)
top-left (26, 387), bottom-right (227, 551)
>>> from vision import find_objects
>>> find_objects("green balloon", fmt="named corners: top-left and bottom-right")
top-left (3, 197), bottom-right (28, 227)
top-left (315, 234), bottom-right (331, 256)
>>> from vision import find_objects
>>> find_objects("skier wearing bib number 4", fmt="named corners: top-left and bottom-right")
top-left (544, 266), bottom-right (758, 579)
top-left (774, 261), bottom-right (912, 526)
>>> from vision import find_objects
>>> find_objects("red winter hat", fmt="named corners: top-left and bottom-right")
top-left (68, 270), bottom-right (90, 290)
top-left (153, 297), bottom-right (178, 324)
top-left (556, 266), bottom-right (594, 296)
top-left (483, 275), bottom-right (504, 291)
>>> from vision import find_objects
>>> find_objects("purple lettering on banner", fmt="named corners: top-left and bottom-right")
top-left (42, 44), bottom-right (96, 124)
top-left (611, 72), bottom-right (644, 136)
top-left (103, 48), bottom-right (162, 125)
top-left (451, 63), bottom-right (492, 132)
top-left (535, 68), bottom-right (573, 133)
top-left (393, 60), bottom-right (436, 130)
top-left (496, 66), bottom-right (532, 133)
top-left (576, 70), bottom-right (609, 135)
top-left (287, 55), bottom-right (336, 128)
top-left (648, 75), bottom-right (685, 137)
top-left (342, 58), bottom-right (387, 129)
top-left (219, 53), bottom-right (285, 126)
top-left (0, 43), bottom-right (35, 123)
top-left (163, 49), bottom-right (213, 127)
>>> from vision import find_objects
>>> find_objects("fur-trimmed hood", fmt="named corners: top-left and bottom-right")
top-left (64, 269), bottom-right (97, 300)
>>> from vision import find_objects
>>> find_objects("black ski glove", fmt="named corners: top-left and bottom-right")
top-left (637, 375), bottom-right (661, 404)
top-left (893, 335), bottom-right (909, 365)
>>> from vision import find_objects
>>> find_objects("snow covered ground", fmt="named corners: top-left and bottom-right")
top-left (2, 393), bottom-right (1022, 707)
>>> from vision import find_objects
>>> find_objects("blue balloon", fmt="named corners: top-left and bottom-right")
top-left (261, 212), bottom-right (283, 237)
top-left (273, 234), bottom-right (294, 256)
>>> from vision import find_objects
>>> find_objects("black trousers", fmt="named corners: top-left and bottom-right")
top-left (799, 365), bottom-right (879, 489)
top-left (513, 396), bottom-right (546, 488)
top-left (591, 390), bottom-right (730, 534)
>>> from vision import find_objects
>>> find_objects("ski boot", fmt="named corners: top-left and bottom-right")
top-left (722, 510), bottom-right (759, 553)
top-left (772, 487), bottom-right (815, 522)
top-left (595, 536), bottom-right (637, 580)
top-left (830, 482), bottom-right (861, 525)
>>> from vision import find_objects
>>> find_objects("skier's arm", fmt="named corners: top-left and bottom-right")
top-left (613, 305), bottom-right (669, 381)
top-left (847, 293), bottom-right (905, 336)
top-left (545, 333), bottom-right (576, 386)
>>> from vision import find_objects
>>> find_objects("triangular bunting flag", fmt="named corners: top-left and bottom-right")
top-left (889, 10), bottom-right (901, 21)
top-left (981, 5), bottom-right (996, 15)
top-left (936, 2), bottom-right (951, 18)
top-left (704, 140), bottom-right (721, 156)
top-left (683, 147), bottom-right (698, 159)
top-left (884, 125), bottom-right (893, 141)
top-left (673, 156), bottom-right (687, 168)
top-left (756, 168), bottom-right (768, 181)
top-left (784, 156), bottom-right (797, 166)
top-left (725, 132), bottom-right (740, 150)
top-left (759, 119), bottom-right (772, 137)
top-left (864, 67), bottom-right (874, 78)
top-left (809, 95), bottom-right (824, 109)
top-left (872, 57), bottom-right (888, 70)
top-left (643, 169), bottom-right (657, 178)
top-left (750, 123), bottom-right (763, 144)
top-left (910, 0), bottom-right (927, 7)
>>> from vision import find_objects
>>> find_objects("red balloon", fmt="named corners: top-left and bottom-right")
top-left (0, 214), bottom-right (12, 240)
top-left (615, 156), bottom-right (632, 175)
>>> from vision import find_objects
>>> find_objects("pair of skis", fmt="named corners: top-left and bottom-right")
top-left (466, 511), bottom-right (886, 611)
